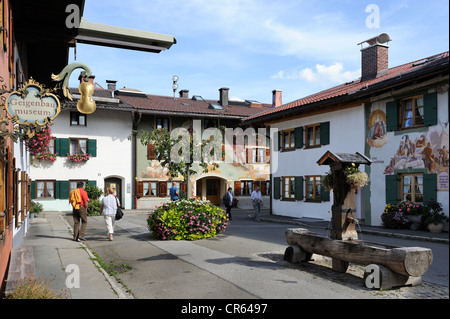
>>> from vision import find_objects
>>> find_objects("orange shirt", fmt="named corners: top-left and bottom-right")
top-left (79, 188), bottom-right (89, 207)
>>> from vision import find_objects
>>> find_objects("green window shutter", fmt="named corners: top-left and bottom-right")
top-left (320, 177), bottom-right (330, 202)
top-left (31, 181), bottom-right (36, 200)
top-left (320, 122), bottom-right (330, 145)
top-left (294, 127), bottom-right (304, 149)
top-left (423, 174), bottom-right (437, 204)
top-left (273, 177), bottom-right (281, 199)
top-left (277, 131), bottom-right (282, 152)
top-left (88, 180), bottom-right (97, 187)
top-left (57, 181), bottom-right (70, 199)
top-left (385, 174), bottom-right (398, 204)
top-left (386, 100), bottom-right (398, 132)
top-left (423, 92), bottom-right (438, 126)
top-left (294, 176), bottom-right (304, 201)
top-left (56, 138), bottom-right (69, 157)
top-left (88, 139), bottom-right (97, 157)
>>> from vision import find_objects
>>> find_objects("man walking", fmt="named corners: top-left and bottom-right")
top-left (222, 187), bottom-right (233, 221)
top-left (69, 182), bottom-right (89, 241)
top-left (170, 182), bottom-right (180, 201)
top-left (250, 186), bottom-right (263, 222)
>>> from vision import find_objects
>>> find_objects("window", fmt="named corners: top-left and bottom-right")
top-left (70, 112), bottom-right (87, 126)
top-left (143, 182), bottom-right (158, 196)
top-left (69, 180), bottom-right (88, 193)
top-left (400, 95), bottom-right (424, 129)
top-left (249, 148), bottom-right (267, 163)
top-left (282, 177), bottom-right (295, 200)
top-left (305, 124), bottom-right (321, 148)
top-left (204, 118), bottom-right (218, 129)
top-left (305, 175), bottom-right (321, 201)
top-left (69, 138), bottom-right (88, 155)
top-left (386, 92), bottom-right (437, 131)
top-left (48, 137), bottom-right (56, 154)
top-left (156, 117), bottom-right (170, 130)
top-left (240, 181), bottom-right (253, 196)
top-left (386, 173), bottom-right (436, 205)
top-left (400, 173), bottom-right (423, 203)
top-left (36, 180), bottom-right (55, 199)
top-left (282, 129), bottom-right (295, 151)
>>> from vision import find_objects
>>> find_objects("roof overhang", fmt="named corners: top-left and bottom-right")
top-left (76, 18), bottom-right (176, 53)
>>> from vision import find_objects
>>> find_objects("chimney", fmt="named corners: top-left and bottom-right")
top-left (359, 33), bottom-right (391, 81)
top-left (219, 87), bottom-right (229, 107)
top-left (179, 89), bottom-right (189, 98)
top-left (272, 90), bottom-right (282, 108)
top-left (79, 74), bottom-right (95, 84)
top-left (106, 80), bottom-right (117, 91)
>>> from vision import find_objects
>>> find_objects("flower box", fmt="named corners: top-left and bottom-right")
top-left (67, 153), bottom-right (92, 162)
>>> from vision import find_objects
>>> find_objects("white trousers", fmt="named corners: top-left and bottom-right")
top-left (104, 215), bottom-right (115, 234)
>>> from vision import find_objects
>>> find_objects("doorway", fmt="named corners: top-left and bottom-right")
top-left (104, 177), bottom-right (122, 205)
top-left (206, 179), bottom-right (220, 205)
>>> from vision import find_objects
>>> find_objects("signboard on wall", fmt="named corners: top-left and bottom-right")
top-left (6, 79), bottom-right (60, 126)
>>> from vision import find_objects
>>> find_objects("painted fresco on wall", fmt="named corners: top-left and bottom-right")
top-left (383, 121), bottom-right (449, 175)
top-left (367, 110), bottom-right (388, 148)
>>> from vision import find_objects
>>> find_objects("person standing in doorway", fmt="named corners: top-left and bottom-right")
top-left (101, 187), bottom-right (118, 241)
top-left (250, 186), bottom-right (263, 222)
top-left (222, 187), bottom-right (233, 221)
top-left (170, 182), bottom-right (179, 201)
top-left (70, 182), bottom-right (89, 241)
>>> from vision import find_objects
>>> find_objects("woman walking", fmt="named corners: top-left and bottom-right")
top-left (101, 187), bottom-right (118, 241)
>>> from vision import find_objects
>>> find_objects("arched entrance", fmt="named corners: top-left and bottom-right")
top-left (195, 176), bottom-right (228, 205)
top-left (104, 177), bottom-right (123, 204)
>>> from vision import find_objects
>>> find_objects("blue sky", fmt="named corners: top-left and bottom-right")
top-left (69, 0), bottom-right (449, 104)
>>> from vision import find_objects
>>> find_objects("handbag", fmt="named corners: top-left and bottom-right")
top-left (115, 197), bottom-right (123, 220)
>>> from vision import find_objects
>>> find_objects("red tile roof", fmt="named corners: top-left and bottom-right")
top-left (118, 93), bottom-right (273, 118)
top-left (245, 51), bottom-right (449, 122)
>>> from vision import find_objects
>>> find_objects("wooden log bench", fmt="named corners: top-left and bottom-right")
top-left (285, 228), bottom-right (433, 289)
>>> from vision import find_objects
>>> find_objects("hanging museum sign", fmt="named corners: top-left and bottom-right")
top-left (5, 78), bottom-right (61, 126)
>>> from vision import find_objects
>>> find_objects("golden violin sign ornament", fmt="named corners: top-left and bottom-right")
top-left (77, 81), bottom-right (96, 114)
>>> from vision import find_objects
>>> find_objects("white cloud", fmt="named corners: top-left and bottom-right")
top-left (271, 62), bottom-right (360, 85)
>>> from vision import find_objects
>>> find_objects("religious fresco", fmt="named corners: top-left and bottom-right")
top-left (383, 121), bottom-right (449, 175)
top-left (367, 109), bottom-right (388, 148)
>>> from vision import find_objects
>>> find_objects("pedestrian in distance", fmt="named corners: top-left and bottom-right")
top-left (222, 187), bottom-right (234, 221)
top-left (170, 182), bottom-right (179, 201)
top-left (69, 181), bottom-right (89, 241)
top-left (250, 186), bottom-right (263, 222)
top-left (101, 187), bottom-right (118, 241)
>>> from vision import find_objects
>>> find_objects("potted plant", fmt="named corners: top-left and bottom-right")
top-left (29, 201), bottom-right (44, 218)
top-left (423, 201), bottom-right (448, 233)
top-left (345, 164), bottom-right (369, 189)
top-left (67, 153), bottom-right (92, 162)
top-left (321, 171), bottom-right (333, 191)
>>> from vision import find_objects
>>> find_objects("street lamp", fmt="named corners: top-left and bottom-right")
top-left (172, 75), bottom-right (179, 99)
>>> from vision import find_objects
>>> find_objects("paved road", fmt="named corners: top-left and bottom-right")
top-left (67, 210), bottom-right (448, 300)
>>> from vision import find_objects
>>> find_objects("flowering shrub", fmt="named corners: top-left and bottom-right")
top-left (147, 198), bottom-right (229, 241)
top-left (67, 153), bottom-right (92, 162)
top-left (381, 201), bottom-right (429, 229)
top-left (34, 152), bottom-right (57, 162)
top-left (25, 125), bottom-right (55, 162)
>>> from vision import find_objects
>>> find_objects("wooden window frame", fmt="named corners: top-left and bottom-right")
top-left (399, 95), bottom-right (424, 130)
top-left (281, 129), bottom-right (295, 152)
top-left (70, 111), bottom-right (87, 126)
top-left (35, 180), bottom-right (56, 199)
top-left (282, 176), bottom-right (295, 201)
top-left (69, 138), bottom-right (88, 155)
top-left (305, 123), bottom-right (321, 148)
top-left (305, 175), bottom-right (321, 202)
top-left (156, 117), bottom-right (170, 130)
top-left (400, 173), bottom-right (423, 203)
